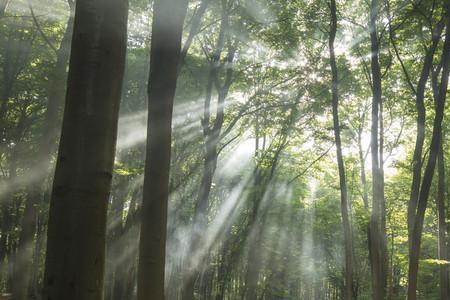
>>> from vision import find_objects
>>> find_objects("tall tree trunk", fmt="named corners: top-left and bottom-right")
top-left (137, 1), bottom-right (188, 299)
top-left (11, 188), bottom-right (38, 300)
top-left (357, 118), bottom-right (369, 210)
top-left (182, 135), bottom-right (219, 300)
top-left (329, 1), bottom-right (353, 298)
top-left (105, 179), bottom-right (126, 300)
top-left (42, 0), bottom-right (129, 298)
top-left (244, 163), bottom-right (265, 300)
top-left (0, 152), bottom-right (18, 293)
top-left (407, 15), bottom-right (445, 250)
top-left (407, 4), bottom-right (450, 299)
top-left (244, 114), bottom-right (292, 300)
top-left (112, 190), bottom-right (140, 300)
top-left (379, 97), bottom-right (389, 291)
top-left (244, 221), bottom-right (263, 300)
top-left (437, 143), bottom-right (449, 300)
top-left (182, 4), bottom-right (236, 297)
top-left (12, 3), bottom-right (75, 298)
top-left (431, 41), bottom-right (450, 300)
top-left (368, 0), bottom-right (386, 298)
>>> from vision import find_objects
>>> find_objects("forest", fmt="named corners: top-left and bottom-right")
top-left (0, 0), bottom-right (450, 299)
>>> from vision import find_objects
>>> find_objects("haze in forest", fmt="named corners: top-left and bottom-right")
top-left (0, 0), bottom-right (449, 300)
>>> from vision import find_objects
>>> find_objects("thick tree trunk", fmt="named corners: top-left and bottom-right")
top-left (329, 1), bottom-right (353, 298)
top-left (137, 1), bottom-right (188, 299)
top-left (407, 4), bottom-right (450, 299)
top-left (42, 0), bottom-right (128, 299)
top-left (368, 0), bottom-right (386, 298)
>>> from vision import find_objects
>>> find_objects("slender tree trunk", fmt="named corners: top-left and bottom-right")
top-left (244, 166), bottom-right (271, 300)
top-left (11, 188), bottom-right (38, 300)
top-left (244, 223), bottom-right (263, 300)
top-left (379, 98), bottom-right (389, 294)
top-left (182, 4), bottom-right (236, 297)
top-left (244, 117), bottom-right (291, 300)
top-left (329, 1), bottom-right (353, 298)
top-left (357, 122), bottom-right (369, 210)
top-left (431, 38), bottom-right (450, 300)
top-left (0, 153), bottom-right (18, 293)
top-left (437, 142), bottom-right (449, 300)
top-left (112, 190), bottom-right (140, 300)
top-left (368, 0), bottom-right (385, 298)
top-left (407, 5), bottom-right (450, 299)
top-left (243, 126), bottom-right (264, 300)
top-left (137, 1), bottom-right (188, 299)
top-left (105, 179), bottom-right (126, 300)
top-left (407, 16), bottom-right (444, 249)
top-left (42, 0), bottom-right (129, 298)
top-left (180, 0), bottom-right (211, 65)
top-left (182, 138), bottom-right (219, 300)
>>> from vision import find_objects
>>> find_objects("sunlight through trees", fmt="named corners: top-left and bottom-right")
top-left (0, 0), bottom-right (449, 299)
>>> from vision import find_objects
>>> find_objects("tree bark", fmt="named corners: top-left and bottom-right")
top-left (137, 1), bottom-right (188, 299)
top-left (329, 1), bottom-right (353, 298)
top-left (437, 143), bottom-right (449, 300)
top-left (407, 16), bottom-right (444, 249)
top-left (407, 4), bottom-right (450, 299)
top-left (368, 0), bottom-right (386, 298)
top-left (42, 0), bottom-right (129, 298)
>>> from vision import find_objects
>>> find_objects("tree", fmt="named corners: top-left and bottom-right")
top-left (42, 0), bottom-right (129, 298)
top-left (137, 0), bottom-right (188, 299)
top-left (432, 55), bottom-right (449, 300)
top-left (329, 0), bottom-right (354, 298)
top-left (368, 0), bottom-right (387, 297)
top-left (407, 2), bottom-right (450, 298)
top-left (182, 1), bottom-right (237, 298)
